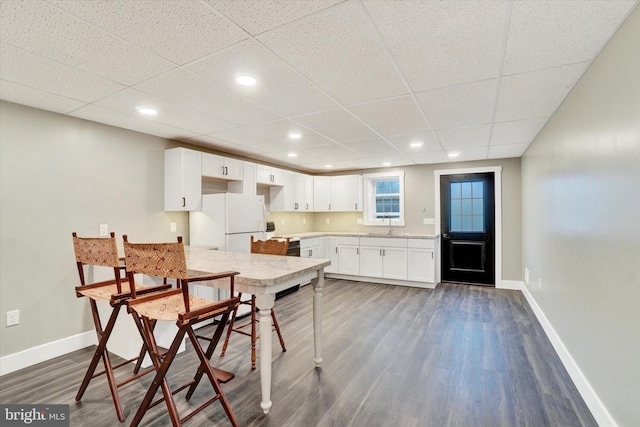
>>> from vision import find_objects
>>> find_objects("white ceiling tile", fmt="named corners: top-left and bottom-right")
top-left (245, 119), bottom-right (336, 149)
top-left (348, 154), bottom-right (414, 170)
top-left (488, 143), bottom-right (530, 159)
top-left (386, 131), bottom-right (442, 154)
top-left (187, 39), bottom-right (339, 117)
top-left (0, 79), bottom-right (85, 114)
top-left (503, 1), bottom-right (637, 75)
top-left (437, 125), bottom-right (492, 151)
top-left (70, 104), bottom-right (198, 140)
top-left (364, 0), bottom-right (509, 92)
top-left (0, 1), bottom-right (174, 85)
top-left (415, 79), bottom-right (497, 130)
top-left (51, 0), bottom-right (249, 65)
top-left (293, 108), bottom-right (378, 143)
top-left (347, 95), bottom-right (431, 137)
top-left (305, 144), bottom-right (362, 161)
top-left (257, 1), bottom-right (408, 105)
top-left (209, 127), bottom-right (281, 152)
top-left (496, 63), bottom-right (588, 122)
top-left (207, 0), bottom-right (344, 36)
top-left (491, 117), bottom-right (548, 146)
top-left (408, 150), bottom-right (452, 165)
top-left (0, 42), bottom-right (124, 102)
top-left (134, 69), bottom-right (282, 126)
top-left (183, 134), bottom-right (264, 158)
top-left (343, 138), bottom-right (403, 157)
top-left (94, 88), bottom-right (237, 135)
top-left (449, 147), bottom-right (490, 162)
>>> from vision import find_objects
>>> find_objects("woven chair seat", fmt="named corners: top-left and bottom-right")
top-left (130, 292), bottom-right (225, 321)
top-left (77, 281), bottom-right (151, 301)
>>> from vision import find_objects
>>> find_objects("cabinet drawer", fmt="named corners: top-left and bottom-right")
top-left (338, 236), bottom-right (360, 246)
top-left (360, 237), bottom-right (407, 248)
top-left (301, 237), bottom-right (320, 249)
top-left (407, 238), bottom-right (435, 249)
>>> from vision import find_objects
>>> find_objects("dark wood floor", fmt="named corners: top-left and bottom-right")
top-left (0, 279), bottom-right (597, 427)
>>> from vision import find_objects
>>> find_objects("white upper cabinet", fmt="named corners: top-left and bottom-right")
top-left (201, 153), bottom-right (242, 181)
top-left (269, 170), bottom-right (295, 212)
top-left (164, 147), bottom-right (202, 211)
top-left (313, 175), bottom-right (362, 212)
top-left (293, 173), bottom-right (314, 211)
top-left (257, 165), bottom-right (288, 186)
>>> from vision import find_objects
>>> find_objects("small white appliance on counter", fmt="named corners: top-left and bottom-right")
top-left (189, 193), bottom-right (267, 318)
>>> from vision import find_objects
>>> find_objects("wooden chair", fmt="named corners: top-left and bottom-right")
top-left (72, 232), bottom-right (171, 422)
top-left (123, 235), bottom-right (240, 427)
top-left (219, 236), bottom-right (289, 370)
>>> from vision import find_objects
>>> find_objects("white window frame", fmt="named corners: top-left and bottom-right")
top-left (363, 171), bottom-right (405, 226)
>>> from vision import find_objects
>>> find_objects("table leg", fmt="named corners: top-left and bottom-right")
top-left (255, 293), bottom-right (275, 414)
top-left (311, 268), bottom-right (324, 366)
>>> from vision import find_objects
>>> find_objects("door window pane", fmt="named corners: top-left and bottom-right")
top-left (450, 180), bottom-right (485, 232)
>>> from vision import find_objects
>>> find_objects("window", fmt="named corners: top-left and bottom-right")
top-left (450, 180), bottom-right (484, 232)
top-left (363, 171), bottom-right (405, 226)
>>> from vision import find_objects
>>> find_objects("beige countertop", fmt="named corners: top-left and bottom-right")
top-left (273, 232), bottom-right (437, 240)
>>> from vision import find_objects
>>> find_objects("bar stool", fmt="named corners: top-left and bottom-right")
top-left (72, 232), bottom-right (170, 422)
top-left (219, 236), bottom-right (289, 369)
top-left (123, 235), bottom-right (240, 427)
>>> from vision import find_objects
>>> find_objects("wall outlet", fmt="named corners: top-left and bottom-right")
top-left (538, 278), bottom-right (542, 289)
top-left (524, 267), bottom-right (530, 284)
top-left (357, 218), bottom-right (363, 225)
top-left (281, 219), bottom-right (285, 226)
top-left (6, 310), bottom-right (19, 327)
top-left (99, 224), bottom-right (108, 237)
top-left (326, 218), bottom-right (330, 225)
top-left (423, 218), bottom-right (435, 225)
top-left (302, 217), bottom-right (306, 225)
top-left (170, 222), bottom-right (177, 232)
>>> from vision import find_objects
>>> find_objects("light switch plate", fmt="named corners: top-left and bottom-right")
top-left (99, 224), bottom-right (108, 236)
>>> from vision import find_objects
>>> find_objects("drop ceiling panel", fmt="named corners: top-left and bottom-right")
top-left (94, 88), bottom-right (236, 135)
top-left (347, 96), bottom-right (431, 137)
top-left (206, 0), bottom-right (344, 36)
top-left (488, 142), bottom-right (530, 159)
top-left (134, 69), bottom-right (282, 126)
top-left (183, 135), bottom-right (261, 158)
top-left (386, 131), bottom-right (442, 154)
top-left (187, 39), bottom-right (339, 117)
top-left (496, 63), bottom-right (588, 122)
top-left (207, 127), bottom-right (281, 152)
top-left (293, 108), bottom-right (378, 143)
top-left (452, 147), bottom-right (490, 161)
top-left (0, 1), bottom-right (174, 85)
top-left (503, 1), bottom-right (636, 75)
top-left (70, 104), bottom-right (198, 140)
top-left (246, 119), bottom-right (336, 149)
top-left (343, 138), bottom-right (403, 157)
top-left (364, 0), bottom-right (509, 92)
top-left (348, 154), bottom-right (413, 170)
top-left (490, 117), bottom-right (548, 146)
top-left (0, 79), bottom-right (85, 114)
top-left (50, 0), bottom-right (249, 65)
top-left (257, 1), bottom-right (408, 105)
top-left (305, 144), bottom-right (362, 161)
top-left (437, 125), bottom-right (492, 151)
top-left (0, 42), bottom-right (124, 102)
top-left (416, 79), bottom-right (497, 130)
top-left (409, 151), bottom-right (452, 165)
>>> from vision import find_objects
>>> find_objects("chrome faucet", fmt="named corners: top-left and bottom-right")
top-left (386, 214), bottom-right (394, 235)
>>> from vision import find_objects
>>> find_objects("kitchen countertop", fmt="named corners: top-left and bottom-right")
top-left (273, 232), bottom-right (437, 240)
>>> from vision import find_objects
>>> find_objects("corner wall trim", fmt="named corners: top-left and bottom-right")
top-left (0, 331), bottom-right (96, 377)
top-left (497, 279), bottom-right (522, 290)
top-left (520, 284), bottom-right (618, 427)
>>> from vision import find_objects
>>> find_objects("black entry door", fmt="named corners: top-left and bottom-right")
top-left (440, 173), bottom-right (495, 286)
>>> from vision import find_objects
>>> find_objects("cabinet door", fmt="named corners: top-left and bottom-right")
top-left (164, 148), bottom-right (201, 211)
top-left (360, 246), bottom-right (383, 278)
top-left (223, 157), bottom-right (243, 181)
top-left (331, 175), bottom-right (362, 211)
top-left (407, 249), bottom-right (435, 282)
top-left (383, 247), bottom-right (408, 280)
top-left (270, 170), bottom-right (294, 211)
top-left (293, 173), bottom-right (305, 211)
top-left (313, 176), bottom-right (331, 211)
top-left (325, 237), bottom-right (339, 273)
top-left (303, 174), bottom-right (314, 211)
top-left (338, 245), bottom-right (360, 275)
top-left (301, 246), bottom-right (320, 258)
top-left (271, 167), bottom-right (287, 186)
top-left (256, 164), bottom-right (272, 184)
top-left (201, 153), bottom-right (224, 179)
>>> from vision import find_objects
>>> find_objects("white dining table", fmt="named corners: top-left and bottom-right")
top-left (183, 246), bottom-right (330, 414)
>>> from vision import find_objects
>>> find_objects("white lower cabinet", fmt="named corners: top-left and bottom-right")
top-left (359, 237), bottom-right (408, 280)
top-left (407, 239), bottom-right (435, 283)
top-left (325, 237), bottom-right (339, 274)
top-left (337, 237), bottom-right (360, 276)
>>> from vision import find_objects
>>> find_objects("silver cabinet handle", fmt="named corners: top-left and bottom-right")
top-left (335, 247), bottom-right (338, 254)
top-left (182, 197), bottom-right (186, 207)
top-left (379, 249), bottom-right (383, 256)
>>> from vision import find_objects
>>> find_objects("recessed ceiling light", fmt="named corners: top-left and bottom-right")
top-left (287, 153), bottom-right (297, 157)
top-left (410, 141), bottom-right (423, 148)
top-left (236, 75), bottom-right (256, 86)
top-left (288, 133), bottom-right (302, 139)
top-left (136, 106), bottom-right (157, 116)
top-left (324, 164), bottom-right (333, 168)
top-left (382, 162), bottom-right (391, 167)
top-left (448, 152), bottom-right (460, 158)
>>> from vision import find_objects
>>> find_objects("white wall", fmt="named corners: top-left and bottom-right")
top-left (0, 102), bottom-right (188, 357)
top-left (521, 7), bottom-right (640, 427)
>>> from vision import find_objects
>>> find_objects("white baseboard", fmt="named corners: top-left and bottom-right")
top-left (520, 283), bottom-right (617, 427)
top-left (0, 331), bottom-right (96, 377)
top-left (497, 279), bottom-right (522, 290)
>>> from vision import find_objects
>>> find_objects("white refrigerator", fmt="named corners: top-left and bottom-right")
top-left (189, 193), bottom-right (267, 252)
top-left (189, 193), bottom-right (266, 317)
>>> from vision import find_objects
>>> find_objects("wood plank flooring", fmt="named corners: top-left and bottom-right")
top-left (0, 280), bottom-right (597, 426)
